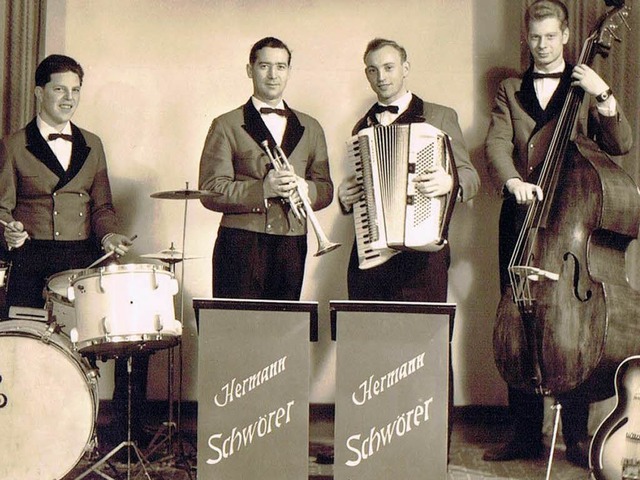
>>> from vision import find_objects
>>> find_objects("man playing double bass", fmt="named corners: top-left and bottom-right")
top-left (483, 0), bottom-right (632, 469)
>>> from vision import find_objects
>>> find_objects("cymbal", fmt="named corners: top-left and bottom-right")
top-left (150, 188), bottom-right (220, 200)
top-left (141, 249), bottom-right (203, 263)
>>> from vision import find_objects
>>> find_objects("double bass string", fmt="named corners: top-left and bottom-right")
top-left (507, 32), bottom-right (598, 307)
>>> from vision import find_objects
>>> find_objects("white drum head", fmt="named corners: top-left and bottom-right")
top-left (0, 324), bottom-right (96, 479)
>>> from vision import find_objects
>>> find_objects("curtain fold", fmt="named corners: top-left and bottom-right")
top-left (1, 0), bottom-right (46, 138)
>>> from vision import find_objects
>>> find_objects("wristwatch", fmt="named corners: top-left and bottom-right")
top-left (595, 88), bottom-right (612, 103)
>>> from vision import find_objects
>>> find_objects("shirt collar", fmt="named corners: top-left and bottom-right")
top-left (251, 96), bottom-right (286, 113)
top-left (36, 115), bottom-right (72, 139)
top-left (533, 60), bottom-right (566, 75)
top-left (377, 90), bottom-right (412, 116)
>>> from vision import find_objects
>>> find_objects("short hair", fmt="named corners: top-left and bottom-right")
top-left (363, 38), bottom-right (408, 64)
top-left (525, 0), bottom-right (569, 31)
top-left (35, 54), bottom-right (84, 87)
top-left (249, 37), bottom-right (292, 65)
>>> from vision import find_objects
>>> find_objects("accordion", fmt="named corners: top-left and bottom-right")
top-left (346, 123), bottom-right (459, 270)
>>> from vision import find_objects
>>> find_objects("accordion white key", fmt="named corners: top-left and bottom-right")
top-left (346, 122), bottom-right (459, 270)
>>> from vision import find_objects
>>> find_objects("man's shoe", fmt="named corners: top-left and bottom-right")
top-left (566, 440), bottom-right (590, 469)
top-left (483, 438), bottom-right (543, 462)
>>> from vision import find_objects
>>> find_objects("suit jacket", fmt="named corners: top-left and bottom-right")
top-left (0, 119), bottom-right (119, 245)
top-left (352, 94), bottom-right (480, 202)
top-left (198, 99), bottom-right (333, 236)
top-left (485, 65), bottom-right (633, 191)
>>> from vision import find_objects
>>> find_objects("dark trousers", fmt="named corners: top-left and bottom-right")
top-left (508, 387), bottom-right (589, 447)
top-left (347, 241), bottom-right (450, 302)
top-left (499, 197), bottom-right (589, 446)
top-left (212, 226), bottom-right (307, 300)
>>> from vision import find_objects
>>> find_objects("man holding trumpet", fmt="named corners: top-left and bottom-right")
top-left (198, 36), bottom-right (334, 300)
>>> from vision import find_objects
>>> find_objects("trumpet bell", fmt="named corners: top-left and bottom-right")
top-left (314, 241), bottom-right (341, 257)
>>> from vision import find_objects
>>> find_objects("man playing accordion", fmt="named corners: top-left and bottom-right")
top-left (338, 38), bottom-right (479, 302)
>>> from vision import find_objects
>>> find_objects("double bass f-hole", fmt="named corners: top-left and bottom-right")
top-left (0, 374), bottom-right (7, 409)
top-left (563, 251), bottom-right (592, 303)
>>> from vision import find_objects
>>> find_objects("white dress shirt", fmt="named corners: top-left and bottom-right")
top-left (534, 61), bottom-right (616, 116)
top-left (375, 90), bottom-right (413, 126)
top-left (252, 96), bottom-right (287, 146)
top-left (37, 116), bottom-right (72, 170)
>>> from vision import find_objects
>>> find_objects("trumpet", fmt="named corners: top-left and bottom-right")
top-left (261, 141), bottom-right (341, 256)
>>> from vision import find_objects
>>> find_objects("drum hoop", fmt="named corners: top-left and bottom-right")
top-left (77, 333), bottom-right (180, 353)
top-left (72, 263), bottom-right (171, 283)
top-left (0, 320), bottom-right (97, 383)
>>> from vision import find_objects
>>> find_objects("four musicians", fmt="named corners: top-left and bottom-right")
top-left (0, 0), bottom-right (636, 473)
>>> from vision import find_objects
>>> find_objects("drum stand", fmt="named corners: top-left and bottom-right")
top-left (75, 356), bottom-right (158, 480)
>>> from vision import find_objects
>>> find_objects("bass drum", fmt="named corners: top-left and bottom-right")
top-left (0, 320), bottom-right (98, 480)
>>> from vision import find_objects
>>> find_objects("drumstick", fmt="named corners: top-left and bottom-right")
top-left (0, 218), bottom-right (28, 235)
top-left (86, 234), bottom-right (138, 269)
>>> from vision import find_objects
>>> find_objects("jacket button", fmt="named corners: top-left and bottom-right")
top-left (79, 212), bottom-right (83, 216)
top-left (54, 211), bottom-right (58, 215)
top-left (55, 231), bottom-right (60, 236)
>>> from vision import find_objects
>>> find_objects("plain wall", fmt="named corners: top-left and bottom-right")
top-left (39, 0), bottom-right (521, 405)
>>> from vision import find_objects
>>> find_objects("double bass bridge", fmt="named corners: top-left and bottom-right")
top-left (509, 265), bottom-right (559, 308)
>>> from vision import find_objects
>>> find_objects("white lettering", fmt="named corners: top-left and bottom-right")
top-left (214, 356), bottom-right (287, 407)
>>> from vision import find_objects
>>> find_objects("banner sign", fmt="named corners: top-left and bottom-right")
top-left (194, 298), bottom-right (318, 480)
top-left (331, 301), bottom-right (454, 480)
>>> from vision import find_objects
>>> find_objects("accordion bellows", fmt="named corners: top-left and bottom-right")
top-left (347, 122), bottom-right (459, 269)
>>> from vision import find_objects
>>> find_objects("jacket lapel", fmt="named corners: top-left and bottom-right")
top-left (242, 99), bottom-right (305, 158)
top-left (395, 95), bottom-right (427, 125)
top-left (516, 65), bottom-right (573, 133)
top-left (25, 119), bottom-right (91, 190)
top-left (61, 123), bottom-right (91, 188)
top-left (280, 101), bottom-right (304, 158)
top-left (25, 119), bottom-right (66, 179)
top-left (242, 100), bottom-right (275, 151)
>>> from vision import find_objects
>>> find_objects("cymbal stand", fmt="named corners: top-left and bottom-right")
top-left (75, 356), bottom-right (157, 480)
top-left (145, 183), bottom-right (196, 477)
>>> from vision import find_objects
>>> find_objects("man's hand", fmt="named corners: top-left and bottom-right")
top-left (572, 64), bottom-right (609, 97)
top-left (102, 233), bottom-right (133, 256)
top-left (263, 169), bottom-right (298, 198)
top-left (338, 175), bottom-right (363, 211)
top-left (3, 221), bottom-right (29, 250)
top-left (505, 178), bottom-right (544, 204)
top-left (413, 165), bottom-right (453, 197)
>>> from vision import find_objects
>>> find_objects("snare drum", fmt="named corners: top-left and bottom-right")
top-left (45, 269), bottom-right (82, 332)
top-left (69, 263), bottom-right (182, 355)
top-left (0, 319), bottom-right (98, 480)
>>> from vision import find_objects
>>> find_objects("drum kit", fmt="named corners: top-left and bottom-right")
top-left (0, 184), bottom-right (217, 480)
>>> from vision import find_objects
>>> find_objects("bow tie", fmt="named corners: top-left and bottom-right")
top-left (532, 72), bottom-right (563, 79)
top-left (260, 107), bottom-right (290, 117)
top-left (372, 104), bottom-right (400, 115)
top-left (48, 133), bottom-right (73, 142)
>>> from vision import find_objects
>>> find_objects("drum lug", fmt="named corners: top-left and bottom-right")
top-left (101, 317), bottom-right (111, 335)
top-left (152, 268), bottom-right (159, 290)
top-left (98, 270), bottom-right (105, 293)
top-left (154, 314), bottom-right (164, 332)
top-left (41, 323), bottom-right (56, 344)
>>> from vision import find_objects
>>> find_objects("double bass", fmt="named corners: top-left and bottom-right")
top-left (493, 4), bottom-right (639, 402)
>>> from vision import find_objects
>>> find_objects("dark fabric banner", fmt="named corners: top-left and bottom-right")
top-left (332, 301), bottom-right (454, 479)
top-left (195, 299), bottom-right (317, 480)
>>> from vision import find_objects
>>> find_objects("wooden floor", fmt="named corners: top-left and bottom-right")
top-left (58, 404), bottom-right (591, 479)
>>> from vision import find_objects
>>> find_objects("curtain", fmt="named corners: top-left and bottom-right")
top-left (523, 0), bottom-right (640, 282)
top-left (1, 0), bottom-right (46, 138)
